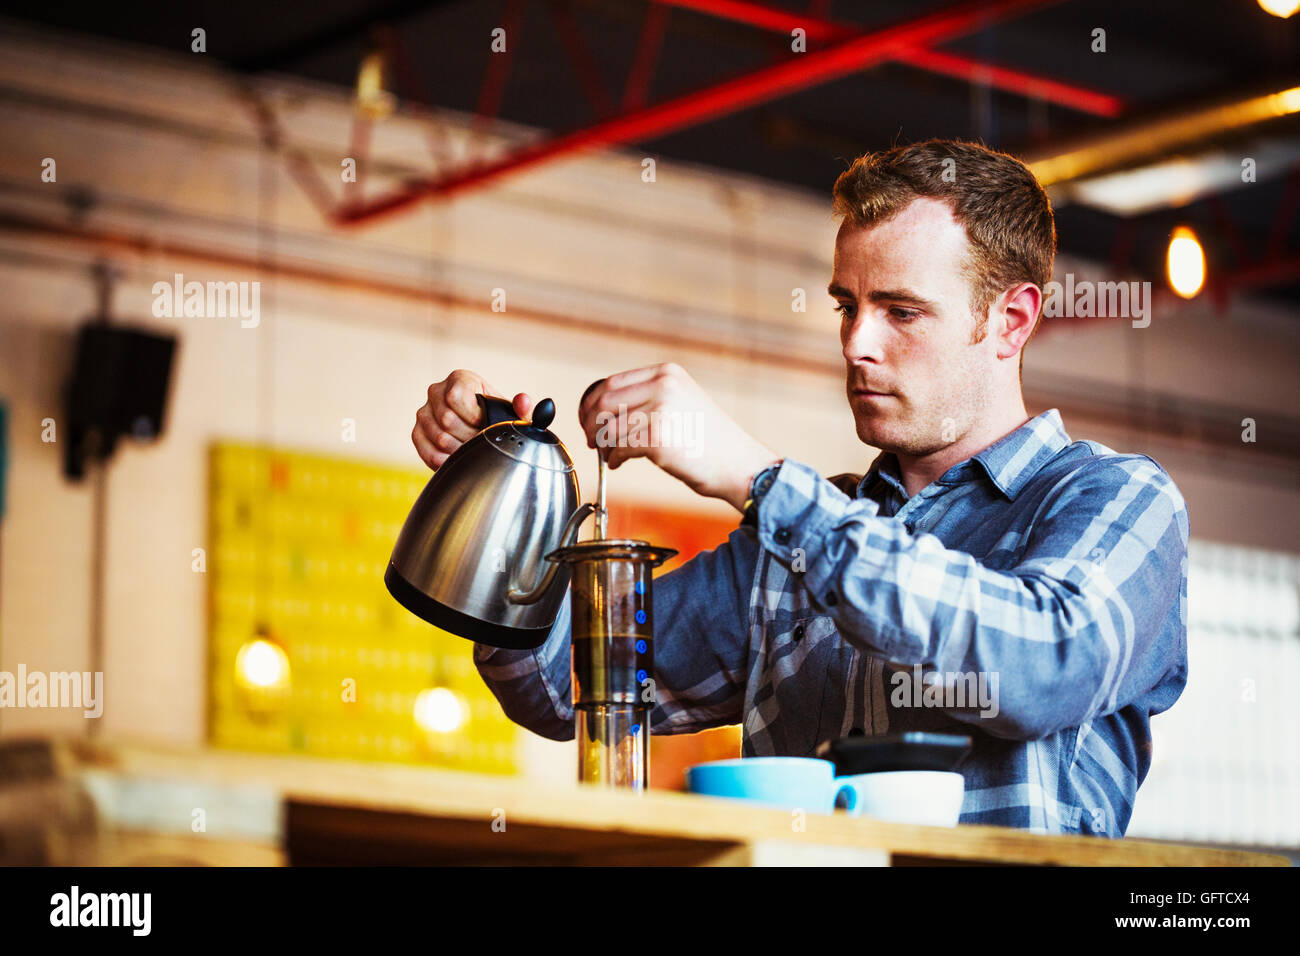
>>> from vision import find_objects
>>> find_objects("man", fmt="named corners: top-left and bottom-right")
top-left (412, 139), bottom-right (1189, 837)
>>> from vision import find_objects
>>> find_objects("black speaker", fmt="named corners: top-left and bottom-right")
top-left (63, 324), bottom-right (177, 480)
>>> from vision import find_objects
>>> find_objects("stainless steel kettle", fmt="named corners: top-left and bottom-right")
top-left (384, 394), bottom-right (595, 649)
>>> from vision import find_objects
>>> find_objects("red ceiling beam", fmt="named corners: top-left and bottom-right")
top-left (1265, 163), bottom-right (1300, 261)
top-left (336, 0), bottom-right (1060, 225)
top-left (1213, 252), bottom-right (1300, 293)
top-left (659, 0), bottom-right (1123, 117)
top-left (887, 46), bottom-right (1124, 118)
top-left (622, 1), bottom-right (672, 111)
top-left (546, 0), bottom-right (617, 118)
top-left (471, 0), bottom-right (526, 135)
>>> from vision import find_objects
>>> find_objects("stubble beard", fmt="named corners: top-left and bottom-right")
top-left (847, 365), bottom-right (987, 458)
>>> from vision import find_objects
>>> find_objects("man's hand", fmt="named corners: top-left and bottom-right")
top-left (412, 369), bottom-right (533, 470)
top-left (577, 363), bottom-right (779, 512)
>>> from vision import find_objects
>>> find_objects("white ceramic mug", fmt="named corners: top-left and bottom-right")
top-left (834, 770), bottom-right (965, 827)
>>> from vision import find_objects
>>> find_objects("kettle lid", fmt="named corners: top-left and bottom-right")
top-left (477, 396), bottom-right (573, 471)
top-left (478, 394), bottom-right (560, 445)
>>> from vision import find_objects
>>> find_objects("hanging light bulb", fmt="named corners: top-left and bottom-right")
top-left (355, 47), bottom-right (396, 120)
top-left (414, 686), bottom-right (468, 734)
top-left (235, 629), bottom-right (291, 716)
top-left (1258, 0), bottom-right (1300, 18)
top-left (1166, 226), bottom-right (1206, 299)
top-left (236, 638), bottom-right (290, 689)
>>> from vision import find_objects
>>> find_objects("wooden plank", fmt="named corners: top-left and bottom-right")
top-left (96, 829), bottom-right (284, 867)
top-left (65, 738), bottom-right (1291, 867)
top-left (286, 800), bottom-right (744, 866)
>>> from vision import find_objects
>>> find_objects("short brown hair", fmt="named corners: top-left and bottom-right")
top-left (831, 139), bottom-right (1056, 346)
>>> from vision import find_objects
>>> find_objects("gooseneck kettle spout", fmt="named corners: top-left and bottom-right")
top-left (507, 502), bottom-right (595, 604)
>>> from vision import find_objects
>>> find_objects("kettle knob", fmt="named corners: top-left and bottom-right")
top-left (532, 398), bottom-right (555, 430)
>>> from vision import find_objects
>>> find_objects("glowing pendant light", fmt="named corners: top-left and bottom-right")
top-left (1167, 226), bottom-right (1206, 299)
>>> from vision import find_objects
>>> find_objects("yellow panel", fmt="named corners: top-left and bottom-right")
top-left (207, 441), bottom-right (517, 773)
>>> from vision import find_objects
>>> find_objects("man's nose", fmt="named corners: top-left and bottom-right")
top-left (842, 311), bottom-right (885, 364)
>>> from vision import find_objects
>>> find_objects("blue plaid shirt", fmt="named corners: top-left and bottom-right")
top-left (474, 409), bottom-right (1190, 837)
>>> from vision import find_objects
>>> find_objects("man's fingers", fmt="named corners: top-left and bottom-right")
top-left (425, 401), bottom-right (478, 444)
top-left (416, 369), bottom-right (534, 469)
top-left (585, 393), bottom-right (663, 451)
top-left (579, 366), bottom-right (660, 419)
top-left (594, 378), bottom-right (666, 418)
top-left (604, 364), bottom-right (667, 393)
top-left (596, 401), bottom-right (663, 469)
top-left (443, 373), bottom-right (495, 426)
top-left (513, 392), bottom-right (535, 420)
top-left (411, 423), bottom-right (445, 470)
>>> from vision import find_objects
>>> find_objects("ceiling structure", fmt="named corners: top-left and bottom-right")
top-left (7, 0), bottom-right (1300, 305)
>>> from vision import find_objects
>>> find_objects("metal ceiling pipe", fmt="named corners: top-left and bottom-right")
top-left (658, 0), bottom-right (1121, 116)
top-left (1026, 82), bottom-right (1300, 186)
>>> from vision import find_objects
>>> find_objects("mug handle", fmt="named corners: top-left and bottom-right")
top-left (832, 780), bottom-right (861, 815)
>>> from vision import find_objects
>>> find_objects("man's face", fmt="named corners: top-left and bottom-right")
top-left (829, 197), bottom-right (1000, 457)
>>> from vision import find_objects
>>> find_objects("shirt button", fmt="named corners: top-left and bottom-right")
top-left (824, 590), bottom-right (837, 606)
top-left (774, 527), bottom-right (791, 545)
top-left (792, 623), bottom-right (805, 643)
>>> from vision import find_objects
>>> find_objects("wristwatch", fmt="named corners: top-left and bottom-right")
top-left (740, 461), bottom-right (782, 527)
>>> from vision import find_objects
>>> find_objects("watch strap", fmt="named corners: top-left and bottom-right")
top-left (740, 462), bottom-right (782, 527)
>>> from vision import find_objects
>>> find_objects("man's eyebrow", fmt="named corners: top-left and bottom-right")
top-left (827, 284), bottom-right (937, 311)
top-left (867, 289), bottom-right (938, 310)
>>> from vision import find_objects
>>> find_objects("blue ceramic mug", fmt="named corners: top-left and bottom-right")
top-left (686, 756), bottom-right (858, 813)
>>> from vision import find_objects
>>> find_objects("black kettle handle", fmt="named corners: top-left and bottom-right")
top-left (476, 394), bottom-right (517, 428)
top-left (476, 394), bottom-right (556, 430)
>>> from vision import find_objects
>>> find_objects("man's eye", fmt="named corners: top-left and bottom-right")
top-left (890, 307), bottom-right (919, 321)
top-left (834, 303), bottom-right (854, 319)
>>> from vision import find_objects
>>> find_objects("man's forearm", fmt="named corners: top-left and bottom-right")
top-left (472, 601), bottom-right (575, 741)
top-left (750, 457), bottom-right (1188, 740)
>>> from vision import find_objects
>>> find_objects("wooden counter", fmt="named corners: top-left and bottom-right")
top-left (62, 738), bottom-right (1289, 867)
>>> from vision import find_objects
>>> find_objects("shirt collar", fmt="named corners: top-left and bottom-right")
top-left (858, 452), bottom-right (907, 501)
top-left (857, 409), bottom-right (1071, 502)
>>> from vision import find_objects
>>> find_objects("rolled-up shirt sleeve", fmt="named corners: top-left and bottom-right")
top-left (473, 526), bottom-right (758, 740)
top-left (755, 456), bottom-right (1189, 741)
top-left (473, 601), bottom-right (576, 742)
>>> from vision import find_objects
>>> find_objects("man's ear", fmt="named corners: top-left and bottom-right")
top-left (996, 282), bottom-right (1041, 360)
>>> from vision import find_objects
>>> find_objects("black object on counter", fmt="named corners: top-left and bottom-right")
top-left (816, 732), bottom-right (972, 775)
